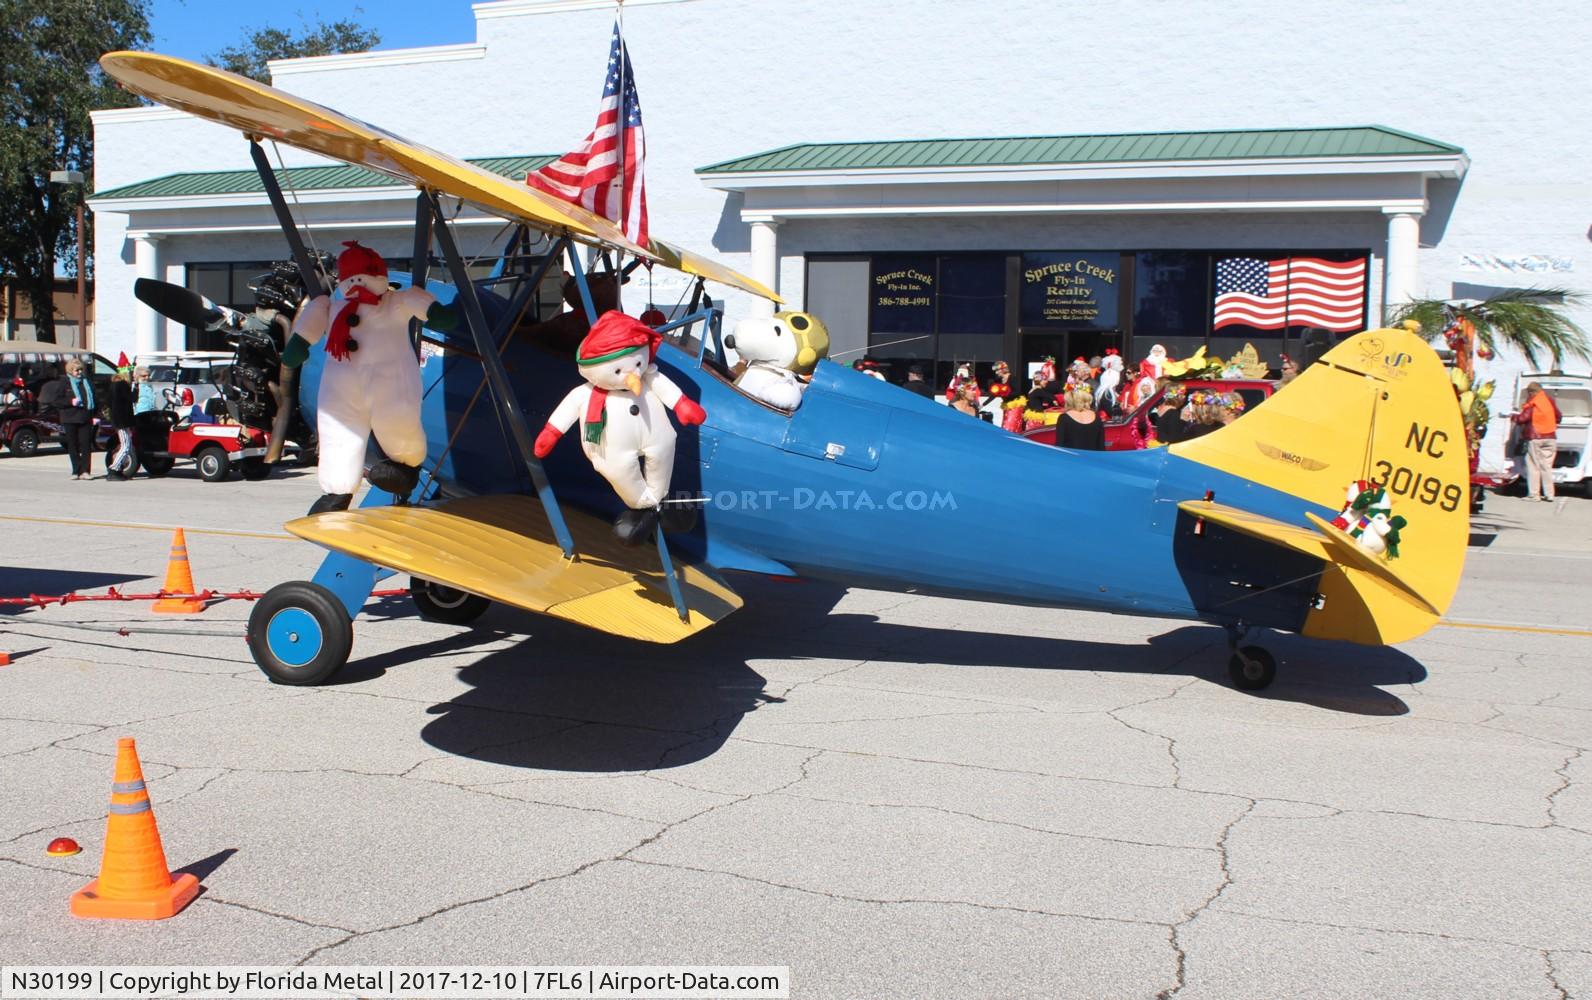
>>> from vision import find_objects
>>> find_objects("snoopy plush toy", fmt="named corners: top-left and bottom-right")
top-left (727, 311), bottom-right (831, 411)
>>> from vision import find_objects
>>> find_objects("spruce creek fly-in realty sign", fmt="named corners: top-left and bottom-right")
top-left (870, 255), bottom-right (937, 334)
top-left (1020, 252), bottom-right (1119, 329)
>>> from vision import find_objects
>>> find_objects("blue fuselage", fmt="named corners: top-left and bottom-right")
top-left (302, 284), bottom-right (1334, 634)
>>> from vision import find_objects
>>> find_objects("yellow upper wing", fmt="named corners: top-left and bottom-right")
top-left (648, 238), bottom-right (783, 303)
top-left (99, 51), bottom-right (652, 258)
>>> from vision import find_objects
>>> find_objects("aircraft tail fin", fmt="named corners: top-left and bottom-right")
top-left (1171, 326), bottom-right (1469, 644)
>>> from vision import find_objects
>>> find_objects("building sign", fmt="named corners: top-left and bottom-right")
top-left (1020, 252), bottom-right (1119, 329)
top-left (870, 255), bottom-right (937, 334)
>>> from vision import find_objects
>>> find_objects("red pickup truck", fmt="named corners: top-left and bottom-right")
top-left (1022, 378), bottom-right (1277, 450)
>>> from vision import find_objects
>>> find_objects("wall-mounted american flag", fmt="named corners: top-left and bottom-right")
top-left (526, 22), bottom-right (648, 246)
top-left (1213, 256), bottom-right (1367, 331)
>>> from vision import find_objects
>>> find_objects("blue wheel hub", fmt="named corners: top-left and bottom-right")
top-left (266, 607), bottom-right (324, 667)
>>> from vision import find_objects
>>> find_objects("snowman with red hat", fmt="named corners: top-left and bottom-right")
top-left (283, 240), bottom-right (457, 514)
top-left (534, 311), bottom-right (706, 544)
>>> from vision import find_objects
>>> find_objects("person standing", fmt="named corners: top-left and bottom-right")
top-left (951, 381), bottom-right (982, 417)
top-left (1057, 387), bottom-right (1105, 450)
top-left (106, 372), bottom-right (138, 481)
top-left (902, 364), bottom-right (936, 398)
top-left (1517, 382), bottom-right (1561, 501)
top-left (39, 359), bottom-right (97, 479)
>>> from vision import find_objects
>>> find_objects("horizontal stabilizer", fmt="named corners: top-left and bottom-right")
top-left (1177, 499), bottom-right (1440, 617)
top-left (286, 495), bottom-right (740, 643)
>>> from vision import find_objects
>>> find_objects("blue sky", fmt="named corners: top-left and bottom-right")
top-left (148, 1), bottom-right (480, 62)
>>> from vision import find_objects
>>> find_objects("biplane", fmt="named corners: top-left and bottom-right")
top-left (100, 52), bottom-right (1469, 692)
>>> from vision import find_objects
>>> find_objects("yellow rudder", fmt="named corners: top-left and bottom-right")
top-left (1172, 325), bottom-right (1469, 644)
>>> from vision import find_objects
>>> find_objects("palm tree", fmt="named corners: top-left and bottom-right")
top-left (1392, 288), bottom-right (1588, 378)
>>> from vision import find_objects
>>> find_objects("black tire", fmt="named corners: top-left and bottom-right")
top-left (410, 576), bottom-right (491, 625)
top-left (9, 426), bottom-right (39, 456)
top-left (1228, 645), bottom-right (1277, 691)
top-left (142, 455), bottom-right (175, 477)
top-left (298, 446), bottom-right (318, 468)
top-left (247, 581), bottom-right (354, 685)
top-left (240, 457), bottom-right (272, 481)
top-left (196, 445), bottom-right (230, 482)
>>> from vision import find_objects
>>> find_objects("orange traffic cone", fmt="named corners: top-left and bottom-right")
top-left (70, 738), bottom-right (199, 920)
top-left (152, 528), bottom-right (205, 614)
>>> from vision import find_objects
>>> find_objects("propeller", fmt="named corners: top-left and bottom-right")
top-left (133, 278), bottom-right (244, 331)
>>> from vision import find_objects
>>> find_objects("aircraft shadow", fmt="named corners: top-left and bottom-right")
top-left (409, 576), bottom-right (1418, 774)
top-left (0, 567), bottom-right (146, 616)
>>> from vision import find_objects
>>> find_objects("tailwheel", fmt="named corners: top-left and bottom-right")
top-left (247, 581), bottom-right (353, 685)
top-left (1228, 645), bottom-right (1277, 691)
top-left (410, 577), bottom-right (491, 625)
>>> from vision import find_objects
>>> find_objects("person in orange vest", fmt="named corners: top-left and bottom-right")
top-left (1516, 381), bottom-right (1562, 501)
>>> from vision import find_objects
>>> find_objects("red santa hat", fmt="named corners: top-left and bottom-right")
top-left (336, 240), bottom-right (387, 283)
top-left (577, 310), bottom-right (661, 367)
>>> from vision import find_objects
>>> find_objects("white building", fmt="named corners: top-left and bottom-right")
top-left (91, 0), bottom-right (1589, 408)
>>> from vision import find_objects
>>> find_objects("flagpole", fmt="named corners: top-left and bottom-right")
top-left (615, 1), bottom-right (627, 247)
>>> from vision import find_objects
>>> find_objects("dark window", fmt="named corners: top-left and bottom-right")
top-left (185, 261), bottom-right (273, 351)
top-left (1133, 252), bottom-right (1209, 340)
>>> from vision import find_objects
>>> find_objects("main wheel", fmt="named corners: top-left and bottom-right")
top-left (240, 457), bottom-right (272, 481)
top-left (410, 576), bottom-right (491, 625)
top-left (142, 455), bottom-right (174, 477)
top-left (247, 581), bottom-right (353, 685)
top-left (196, 445), bottom-right (230, 482)
top-left (1228, 645), bottom-right (1277, 691)
top-left (10, 426), bottom-right (39, 456)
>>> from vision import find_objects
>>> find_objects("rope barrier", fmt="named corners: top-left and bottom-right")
top-left (0, 587), bottom-right (410, 609)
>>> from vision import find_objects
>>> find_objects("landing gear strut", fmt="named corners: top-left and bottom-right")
top-left (1224, 622), bottom-right (1277, 691)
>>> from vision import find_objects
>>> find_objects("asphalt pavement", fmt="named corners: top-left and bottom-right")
top-left (1, 448), bottom-right (1589, 999)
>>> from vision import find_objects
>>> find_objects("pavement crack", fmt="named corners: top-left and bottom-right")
top-left (1543, 950), bottom-right (1570, 1000)
top-left (1106, 686), bottom-right (1193, 789)
top-left (621, 857), bottom-right (1172, 932)
top-left (775, 789), bottom-right (1219, 854)
top-left (1547, 747), bottom-right (1583, 829)
top-left (1156, 798), bottom-right (1258, 1000)
top-left (197, 895), bottom-right (354, 934)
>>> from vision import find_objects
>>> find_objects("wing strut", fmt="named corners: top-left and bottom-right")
top-left (247, 140), bottom-right (329, 296)
top-left (426, 189), bottom-right (576, 558)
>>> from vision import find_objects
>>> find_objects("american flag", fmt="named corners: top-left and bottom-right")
top-left (526, 22), bottom-right (648, 246)
top-left (1213, 256), bottom-right (1366, 331)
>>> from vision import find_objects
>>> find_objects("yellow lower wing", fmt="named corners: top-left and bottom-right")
top-left (286, 496), bottom-right (740, 643)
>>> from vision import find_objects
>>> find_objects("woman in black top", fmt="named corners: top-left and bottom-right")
top-left (1057, 387), bottom-right (1105, 450)
top-left (1152, 384), bottom-right (1187, 445)
top-left (38, 359), bottom-right (97, 479)
top-left (106, 372), bottom-right (138, 481)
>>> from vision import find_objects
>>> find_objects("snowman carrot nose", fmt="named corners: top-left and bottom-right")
top-left (625, 373), bottom-right (643, 395)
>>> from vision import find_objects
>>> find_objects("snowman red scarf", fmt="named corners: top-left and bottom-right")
top-left (327, 285), bottom-right (384, 361)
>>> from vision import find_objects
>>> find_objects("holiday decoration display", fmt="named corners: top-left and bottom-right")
top-left (533, 311), bottom-right (707, 544)
top-left (284, 241), bottom-right (457, 514)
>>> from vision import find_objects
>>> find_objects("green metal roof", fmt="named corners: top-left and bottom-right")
top-left (698, 126), bottom-right (1463, 174)
top-left (94, 154), bottom-right (557, 200)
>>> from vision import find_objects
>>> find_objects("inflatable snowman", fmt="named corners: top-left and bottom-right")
top-left (283, 241), bottom-right (456, 514)
top-left (533, 311), bottom-right (707, 544)
top-left (727, 310), bottom-right (830, 411)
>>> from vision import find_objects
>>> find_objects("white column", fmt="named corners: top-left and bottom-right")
top-left (132, 234), bottom-right (164, 355)
top-left (1382, 210), bottom-right (1423, 319)
top-left (747, 216), bottom-right (781, 317)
